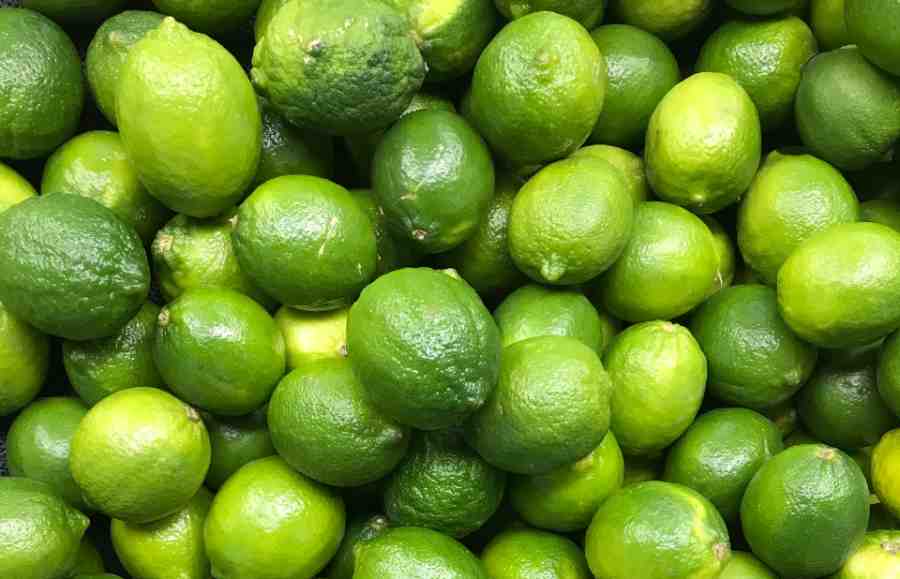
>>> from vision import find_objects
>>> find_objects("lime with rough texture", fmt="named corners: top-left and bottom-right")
top-left (0, 162), bottom-right (36, 214)
top-left (721, 552), bottom-right (778, 579)
top-left (571, 145), bottom-right (650, 209)
top-left (0, 194), bottom-right (149, 340)
top-left (354, 526), bottom-right (487, 579)
top-left (275, 306), bottom-right (348, 370)
top-left (811, 0), bottom-right (850, 50)
top-left (862, 200), bottom-right (900, 231)
top-left (831, 530), bottom-right (900, 578)
top-left (466, 335), bottom-right (611, 474)
top-left (778, 222), bottom-right (900, 348)
top-left (702, 215), bottom-right (737, 298)
top-left (482, 527), bottom-right (591, 579)
top-left (598, 201), bottom-right (718, 322)
top-left (589, 25), bottom-right (680, 148)
top-left (42, 131), bottom-right (170, 245)
top-left (508, 156), bottom-right (633, 285)
top-left (118, 17), bottom-right (261, 217)
top-left (495, 0), bottom-right (602, 27)
top-left (0, 301), bottom-right (49, 416)
top-left (738, 150), bottom-right (860, 285)
top-left (111, 488), bottom-right (212, 579)
top-left (251, 0), bottom-right (425, 135)
top-left (795, 47), bottom-right (900, 171)
top-left (154, 288), bottom-right (286, 416)
top-left (269, 357), bottom-right (410, 487)
top-left (726, 0), bottom-right (805, 15)
top-left (234, 175), bottom-right (377, 311)
top-left (464, 11), bottom-right (606, 168)
top-left (604, 321), bottom-right (707, 456)
top-left (439, 173), bottom-right (527, 299)
top-left (7, 396), bottom-right (88, 509)
top-left (873, 430), bottom-right (900, 518)
top-left (151, 0), bottom-right (260, 35)
top-left (610, 0), bottom-right (712, 41)
top-left (585, 481), bottom-right (731, 579)
top-left (204, 456), bottom-right (345, 579)
top-left (0, 478), bottom-right (89, 579)
top-left (70, 388), bottom-right (210, 524)
top-left (696, 17), bottom-right (817, 132)
top-left (494, 284), bottom-right (610, 354)
top-left (152, 210), bottom-right (273, 308)
top-left (327, 513), bottom-right (389, 579)
top-left (691, 284), bottom-right (817, 409)
top-left (878, 331), bottom-right (900, 418)
top-left (347, 267), bottom-right (501, 430)
top-left (0, 9), bottom-right (83, 160)
top-left (256, 99), bottom-right (333, 184)
top-left (373, 110), bottom-right (495, 253)
top-left (645, 72), bottom-right (761, 213)
top-left (741, 444), bottom-right (870, 577)
top-left (846, 0), bottom-right (900, 77)
top-left (86, 10), bottom-right (165, 127)
top-left (664, 408), bottom-right (784, 523)
top-left (203, 409), bottom-right (275, 490)
top-left (351, 189), bottom-right (420, 277)
top-left (510, 431), bottom-right (624, 532)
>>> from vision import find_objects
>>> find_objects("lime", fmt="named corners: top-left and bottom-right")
top-left (203, 409), bottom-right (274, 490)
top-left (510, 431), bottom-right (624, 532)
top-left (204, 456), bottom-right (345, 579)
top-left (466, 335), bottom-right (611, 474)
top-left (69, 388), bottom-right (211, 524)
top-left (570, 145), bottom-right (650, 209)
top-left (741, 444), bottom-right (870, 577)
top-left (150, 0), bottom-right (261, 35)
top-left (327, 513), bottom-right (390, 579)
top-left (604, 321), bottom-right (707, 456)
top-left (254, 0), bottom-right (287, 40)
top-left (764, 398), bottom-right (800, 437)
top-left (663, 408), bottom-right (784, 523)
top-left (482, 527), bottom-right (592, 579)
top-left (702, 215), bottom-right (737, 298)
top-left (862, 199), bottom-right (900, 232)
top-left (845, 0), bottom-right (900, 76)
top-left (585, 481), bottom-right (731, 579)
top-left (275, 306), bottom-right (348, 370)
top-left (354, 526), bottom-right (487, 579)
top-left (873, 429), bottom-right (900, 518)
top-left (351, 189), bottom-right (420, 277)
top-left (0, 162), bottom-right (36, 214)
top-left (508, 156), bottom-right (633, 285)
top-left (118, 17), bottom-right (261, 217)
top-left (720, 552), bottom-right (778, 579)
top-left (233, 175), bottom-right (377, 311)
top-left (251, 0), bottom-right (425, 135)
top-left (0, 300), bottom-right (49, 417)
top-left (22, 0), bottom-right (127, 24)
top-left (154, 288), bottom-right (286, 416)
top-left (878, 331), bottom-right (900, 418)
top-left (588, 24), bottom-right (680, 148)
top-left (495, 0), bottom-right (603, 28)
top-left (726, 0), bottom-right (805, 15)
top-left (610, 0), bottom-right (712, 41)
top-left (71, 538), bottom-right (105, 575)
top-left (831, 530), bottom-right (900, 578)
top-left (256, 99), bottom-right (334, 184)
top-left (810, 0), bottom-right (850, 50)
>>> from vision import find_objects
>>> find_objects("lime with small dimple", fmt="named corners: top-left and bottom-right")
top-left (811, 0), bottom-right (850, 50)
top-left (873, 429), bottom-right (900, 519)
top-left (830, 530), bottom-right (900, 578)
top-left (0, 300), bottom-right (49, 417)
top-left (610, 0), bottom-right (713, 41)
top-left (255, 99), bottom-right (334, 185)
top-left (203, 409), bottom-right (275, 490)
top-left (353, 526), bottom-right (487, 579)
top-left (150, 0), bottom-right (261, 35)
top-left (482, 527), bottom-right (592, 579)
top-left (845, 0), bottom-right (900, 77)
top-left (571, 145), bottom-right (650, 209)
top-left (0, 162), bottom-right (36, 215)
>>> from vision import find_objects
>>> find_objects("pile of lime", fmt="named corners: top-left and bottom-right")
top-left (4, 0), bottom-right (900, 578)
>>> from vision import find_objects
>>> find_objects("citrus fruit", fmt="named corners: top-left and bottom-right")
top-left (22, 0), bottom-right (128, 23)
top-left (810, 0), bottom-right (850, 50)
top-left (645, 72), bottom-right (761, 213)
top-left (69, 387), bottom-right (211, 524)
top-left (154, 288), bottom-right (286, 416)
top-left (495, 0), bottom-right (604, 28)
top-left (702, 215), bottom-right (737, 298)
top-left (878, 331), bottom-right (900, 418)
top-left (862, 199), bottom-right (900, 232)
top-left (71, 538), bottom-right (105, 575)
top-left (0, 300), bottom-right (49, 417)
top-left (327, 513), bottom-right (390, 579)
top-left (570, 145), bottom-right (650, 209)
top-left (275, 308), bottom-right (348, 372)
top-left (151, 0), bottom-right (261, 35)
top-left (347, 267), bottom-right (501, 430)
top-left (726, 0), bottom-right (805, 15)
top-left (466, 335), bottom-right (611, 474)
top-left (508, 156), bottom-right (633, 285)
top-left (831, 530), bottom-right (900, 578)
top-left (0, 161), bottom-right (36, 214)
top-left (353, 526), bottom-right (488, 579)
top-left (610, 0), bottom-right (712, 40)
top-left (256, 98), bottom-right (334, 184)
top-left (202, 409), bottom-right (275, 490)
top-left (254, 0), bottom-right (287, 39)
top-left (720, 552), bottom-right (778, 579)
top-left (481, 527), bottom-right (592, 579)
top-left (233, 175), bottom-right (377, 311)
top-left (873, 429), bottom-right (900, 519)
top-left (351, 188), bottom-right (420, 277)
top-left (845, 0), bottom-right (900, 76)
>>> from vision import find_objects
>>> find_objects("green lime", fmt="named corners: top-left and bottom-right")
top-left (482, 527), bottom-right (592, 579)
top-left (466, 335), bottom-right (611, 474)
top-left (810, 0), bottom-right (850, 50)
top-left (351, 189), bottom-right (420, 277)
top-left (275, 306), bottom-right (348, 370)
top-left (690, 284), bottom-right (818, 409)
top-left (585, 481), bottom-right (731, 579)
top-left (663, 408), bottom-right (784, 523)
top-left (570, 145), bottom-right (650, 209)
top-left (598, 201), bottom-right (718, 322)
top-left (510, 431), bottom-right (624, 532)
top-left (702, 215), bottom-right (737, 298)
top-left (610, 0), bottom-right (712, 40)
top-left (254, 0), bottom-right (287, 39)
top-left (737, 150), bottom-right (860, 285)
top-left (71, 538), bottom-right (105, 575)
top-left (372, 109), bottom-right (495, 253)
top-left (795, 46), bottom-right (900, 171)
top-left (7, 397), bottom-right (88, 509)
top-left (70, 387), bottom-right (211, 524)
top-left (152, 210), bottom-right (274, 308)
top-left (251, 0), bottom-right (425, 135)
top-left (508, 156), bottom-right (633, 285)
top-left (494, 284), bottom-right (612, 354)
top-left (111, 488), bottom-right (212, 579)
top-left (269, 357), bottom-right (410, 487)
top-left (204, 456), bottom-right (345, 579)
top-left (0, 478), bottom-right (89, 579)
top-left (0, 194), bottom-right (149, 340)
top-left (464, 11), bottom-right (606, 168)
top-left (741, 444), bottom-right (870, 577)
top-left (588, 24), bottom-right (680, 148)
top-left (764, 398), bottom-right (800, 437)
top-left (0, 162), bottom-right (36, 214)
top-left (726, 0), bottom-right (805, 15)
top-left (874, 430), bottom-right (900, 518)
top-left (203, 409), bottom-right (275, 490)
top-left (495, 0), bottom-right (603, 28)
top-left (118, 17), bottom-right (261, 218)
top-left (327, 514), bottom-right (390, 579)
top-left (154, 288), bottom-right (286, 416)
top-left (846, 0), bottom-right (900, 76)
top-left (862, 199), bottom-right (900, 232)
top-left (0, 300), bottom-right (49, 417)
top-left (0, 9), bottom-right (83, 160)
top-left (720, 552), bottom-right (778, 579)
top-left (41, 131), bottom-right (170, 245)
top-left (347, 267), bottom-right (501, 430)
top-left (645, 72), bottom-right (761, 213)
top-left (830, 530), bottom-right (900, 578)
top-left (354, 526), bottom-right (487, 579)
top-left (22, 0), bottom-right (127, 23)
top-left (878, 331), bottom-right (900, 418)
top-left (234, 175), bottom-right (377, 311)
top-left (256, 99), bottom-right (333, 185)
top-left (85, 10), bottom-right (165, 127)
top-left (603, 321), bottom-right (707, 456)
top-left (150, 0), bottom-right (260, 35)
top-left (777, 222), bottom-right (900, 348)
top-left (384, 429), bottom-right (505, 537)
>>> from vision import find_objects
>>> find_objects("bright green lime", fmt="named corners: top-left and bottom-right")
top-left (830, 530), bottom-right (900, 578)
top-left (0, 162), bottom-right (36, 214)
top-left (0, 300), bottom-right (49, 417)
top-left (275, 306), bottom-right (348, 370)
top-left (495, 0), bottom-right (603, 28)
top-left (610, 0), bottom-right (712, 40)
top-left (873, 429), bottom-right (900, 519)
top-left (354, 526), bottom-right (487, 579)
top-left (571, 145), bottom-right (650, 209)
top-left (720, 552), bottom-right (778, 579)
top-left (150, 0), bottom-right (261, 35)
top-left (482, 527), bottom-right (592, 579)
